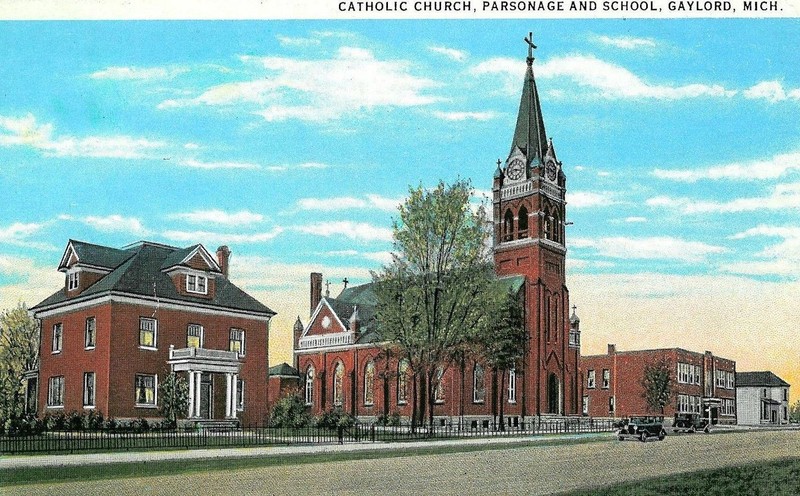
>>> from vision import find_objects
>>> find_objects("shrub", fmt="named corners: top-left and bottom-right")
top-left (377, 411), bottom-right (402, 427)
top-left (268, 393), bottom-right (312, 428)
top-left (316, 407), bottom-right (355, 429)
top-left (45, 411), bottom-right (67, 431)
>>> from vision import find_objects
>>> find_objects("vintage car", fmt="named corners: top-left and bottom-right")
top-left (615, 416), bottom-right (667, 442)
top-left (672, 413), bottom-right (710, 434)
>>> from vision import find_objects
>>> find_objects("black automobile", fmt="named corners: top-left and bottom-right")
top-left (616, 416), bottom-right (667, 442)
top-left (672, 413), bottom-right (710, 434)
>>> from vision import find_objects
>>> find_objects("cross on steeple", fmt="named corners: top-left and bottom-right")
top-left (343, 277), bottom-right (349, 289)
top-left (524, 32), bottom-right (537, 66)
top-left (572, 305), bottom-right (577, 313)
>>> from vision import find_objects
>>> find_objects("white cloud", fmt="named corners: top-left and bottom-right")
top-left (161, 47), bottom-right (441, 122)
top-left (169, 209), bottom-right (264, 226)
top-left (624, 217), bottom-right (647, 223)
top-left (276, 35), bottom-right (321, 47)
top-left (566, 191), bottom-right (617, 208)
top-left (647, 182), bottom-right (800, 214)
top-left (593, 35), bottom-right (657, 50)
top-left (427, 45), bottom-right (468, 62)
top-left (744, 80), bottom-right (800, 103)
top-left (324, 249), bottom-right (394, 265)
top-left (0, 222), bottom-right (53, 250)
top-left (161, 227), bottom-right (284, 245)
top-left (90, 66), bottom-right (188, 80)
top-left (0, 113), bottom-right (167, 160)
top-left (265, 161), bottom-right (331, 173)
top-left (726, 225), bottom-right (800, 277)
top-left (296, 194), bottom-right (402, 212)
top-left (652, 151), bottom-right (800, 182)
top-left (570, 236), bottom-right (726, 262)
top-left (0, 254), bottom-right (64, 310)
top-left (181, 158), bottom-right (261, 170)
top-left (82, 215), bottom-right (150, 236)
top-left (293, 221), bottom-right (393, 243)
top-left (471, 55), bottom-right (735, 100)
top-left (431, 110), bottom-right (499, 121)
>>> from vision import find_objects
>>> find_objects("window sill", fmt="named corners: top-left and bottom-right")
top-left (85, 346), bottom-right (96, 351)
top-left (507, 400), bottom-right (517, 404)
top-left (473, 400), bottom-right (485, 404)
top-left (52, 350), bottom-right (62, 355)
top-left (139, 346), bottom-right (158, 351)
top-left (397, 401), bottom-right (408, 406)
top-left (46, 405), bottom-right (64, 409)
top-left (83, 405), bottom-right (96, 410)
top-left (364, 402), bottom-right (374, 407)
top-left (135, 404), bottom-right (158, 409)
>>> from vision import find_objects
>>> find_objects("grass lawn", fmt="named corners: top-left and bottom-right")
top-left (564, 456), bottom-right (800, 496)
top-left (0, 435), bottom-right (605, 487)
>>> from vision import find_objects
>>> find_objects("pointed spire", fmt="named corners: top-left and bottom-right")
top-left (293, 316), bottom-right (304, 332)
top-left (511, 32), bottom-right (548, 167)
top-left (569, 304), bottom-right (580, 324)
top-left (545, 137), bottom-right (558, 162)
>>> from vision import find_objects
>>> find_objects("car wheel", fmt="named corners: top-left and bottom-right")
top-left (640, 431), bottom-right (648, 442)
top-left (659, 429), bottom-right (666, 441)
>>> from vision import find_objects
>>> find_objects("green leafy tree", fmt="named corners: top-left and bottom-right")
top-left (268, 391), bottom-right (312, 428)
top-left (481, 288), bottom-right (527, 430)
top-left (641, 358), bottom-right (673, 415)
top-left (0, 304), bottom-right (39, 420)
top-left (374, 179), bottom-right (497, 429)
top-left (159, 372), bottom-right (189, 426)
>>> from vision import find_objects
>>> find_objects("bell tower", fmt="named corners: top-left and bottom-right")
top-left (492, 33), bottom-right (579, 416)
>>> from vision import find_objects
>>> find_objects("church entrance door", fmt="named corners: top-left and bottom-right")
top-left (547, 373), bottom-right (561, 414)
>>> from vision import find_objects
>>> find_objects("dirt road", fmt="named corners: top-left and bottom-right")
top-left (8, 429), bottom-right (800, 495)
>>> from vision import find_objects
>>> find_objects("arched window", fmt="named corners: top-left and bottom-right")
top-left (543, 208), bottom-right (552, 240)
top-left (333, 361), bottom-right (344, 407)
top-left (518, 206), bottom-right (529, 239)
top-left (552, 212), bottom-right (561, 243)
top-left (434, 366), bottom-right (445, 403)
top-left (364, 360), bottom-right (375, 406)
top-left (503, 209), bottom-right (514, 242)
top-left (473, 363), bottom-right (485, 403)
top-left (397, 359), bottom-right (409, 405)
top-left (305, 365), bottom-right (314, 406)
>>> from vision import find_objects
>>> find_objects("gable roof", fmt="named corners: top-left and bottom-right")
top-left (736, 371), bottom-right (789, 388)
top-left (58, 239), bottom-right (136, 271)
top-left (33, 241), bottom-right (274, 316)
top-left (269, 362), bottom-right (299, 377)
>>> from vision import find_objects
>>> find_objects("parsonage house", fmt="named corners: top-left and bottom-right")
top-left (29, 240), bottom-right (275, 427)
top-left (582, 345), bottom-right (737, 424)
top-left (735, 371), bottom-right (790, 425)
top-left (290, 36), bottom-right (582, 427)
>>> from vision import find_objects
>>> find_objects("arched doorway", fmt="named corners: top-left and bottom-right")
top-left (548, 373), bottom-right (561, 415)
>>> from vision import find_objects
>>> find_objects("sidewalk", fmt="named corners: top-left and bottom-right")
top-left (0, 431), bottom-right (607, 470)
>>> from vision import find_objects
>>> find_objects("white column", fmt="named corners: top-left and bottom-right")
top-left (194, 372), bottom-right (202, 418)
top-left (231, 373), bottom-right (239, 419)
top-left (225, 373), bottom-right (233, 418)
top-left (187, 370), bottom-right (195, 418)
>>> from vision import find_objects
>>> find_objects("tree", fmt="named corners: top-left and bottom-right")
top-left (268, 391), bottom-right (312, 428)
top-left (789, 400), bottom-right (800, 423)
top-left (641, 358), bottom-right (673, 415)
top-left (481, 288), bottom-right (527, 430)
top-left (374, 179), bottom-right (497, 429)
top-left (0, 304), bottom-right (39, 420)
top-left (159, 372), bottom-right (189, 426)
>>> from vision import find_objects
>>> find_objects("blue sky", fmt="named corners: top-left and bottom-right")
top-left (1, 20), bottom-right (800, 388)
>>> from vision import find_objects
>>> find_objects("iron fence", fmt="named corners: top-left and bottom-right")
top-left (0, 417), bottom-right (616, 455)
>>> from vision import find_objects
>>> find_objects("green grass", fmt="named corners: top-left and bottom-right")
top-left (563, 457), bottom-right (800, 496)
top-left (0, 434), bottom-right (606, 486)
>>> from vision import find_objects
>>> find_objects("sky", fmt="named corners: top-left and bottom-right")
top-left (1, 19), bottom-right (799, 398)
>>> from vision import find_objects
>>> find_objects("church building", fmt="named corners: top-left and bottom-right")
top-left (290, 34), bottom-right (581, 425)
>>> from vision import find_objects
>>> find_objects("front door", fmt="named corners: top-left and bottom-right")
top-left (199, 373), bottom-right (213, 419)
top-left (548, 373), bottom-right (561, 414)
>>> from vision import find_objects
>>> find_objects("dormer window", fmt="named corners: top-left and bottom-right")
top-left (186, 274), bottom-right (208, 295)
top-left (68, 272), bottom-right (80, 291)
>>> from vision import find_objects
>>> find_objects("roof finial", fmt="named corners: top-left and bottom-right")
top-left (572, 304), bottom-right (577, 313)
top-left (325, 280), bottom-right (331, 297)
top-left (524, 32), bottom-right (536, 66)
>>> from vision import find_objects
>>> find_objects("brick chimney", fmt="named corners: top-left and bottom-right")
top-left (608, 343), bottom-right (616, 355)
top-left (216, 245), bottom-right (231, 278)
top-left (310, 272), bottom-right (322, 315)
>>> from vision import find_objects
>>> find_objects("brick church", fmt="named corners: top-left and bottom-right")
top-left (289, 35), bottom-right (582, 425)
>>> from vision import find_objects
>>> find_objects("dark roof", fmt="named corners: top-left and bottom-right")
top-left (510, 59), bottom-right (548, 166)
top-left (33, 241), bottom-right (274, 316)
top-left (327, 281), bottom-right (379, 343)
top-left (269, 362), bottom-right (299, 377)
top-left (61, 240), bottom-right (136, 270)
top-left (736, 371), bottom-right (789, 388)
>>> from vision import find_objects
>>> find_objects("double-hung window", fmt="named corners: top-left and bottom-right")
top-left (602, 369), bottom-right (610, 389)
top-left (83, 372), bottom-right (96, 408)
top-left (52, 323), bottom-right (63, 353)
top-left (237, 380), bottom-right (245, 411)
top-left (587, 369), bottom-right (596, 389)
top-left (229, 328), bottom-right (245, 355)
top-left (48, 376), bottom-right (65, 407)
top-left (68, 271), bottom-right (79, 291)
top-left (187, 324), bottom-right (203, 348)
top-left (85, 317), bottom-right (96, 349)
top-left (135, 374), bottom-right (157, 407)
top-left (508, 368), bottom-right (517, 404)
top-left (139, 317), bottom-right (157, 349)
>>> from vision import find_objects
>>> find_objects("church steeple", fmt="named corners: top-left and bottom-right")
top-left (510, 32), bottom-right (548, 167)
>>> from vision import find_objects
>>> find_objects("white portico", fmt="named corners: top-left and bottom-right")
top-left (168, 345), bottom-right (242, 420)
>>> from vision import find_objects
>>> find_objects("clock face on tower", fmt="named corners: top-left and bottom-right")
top-left (546, 160), bottom-right (557, 181)
top-left (506, 158), bottom-right (525, 181)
